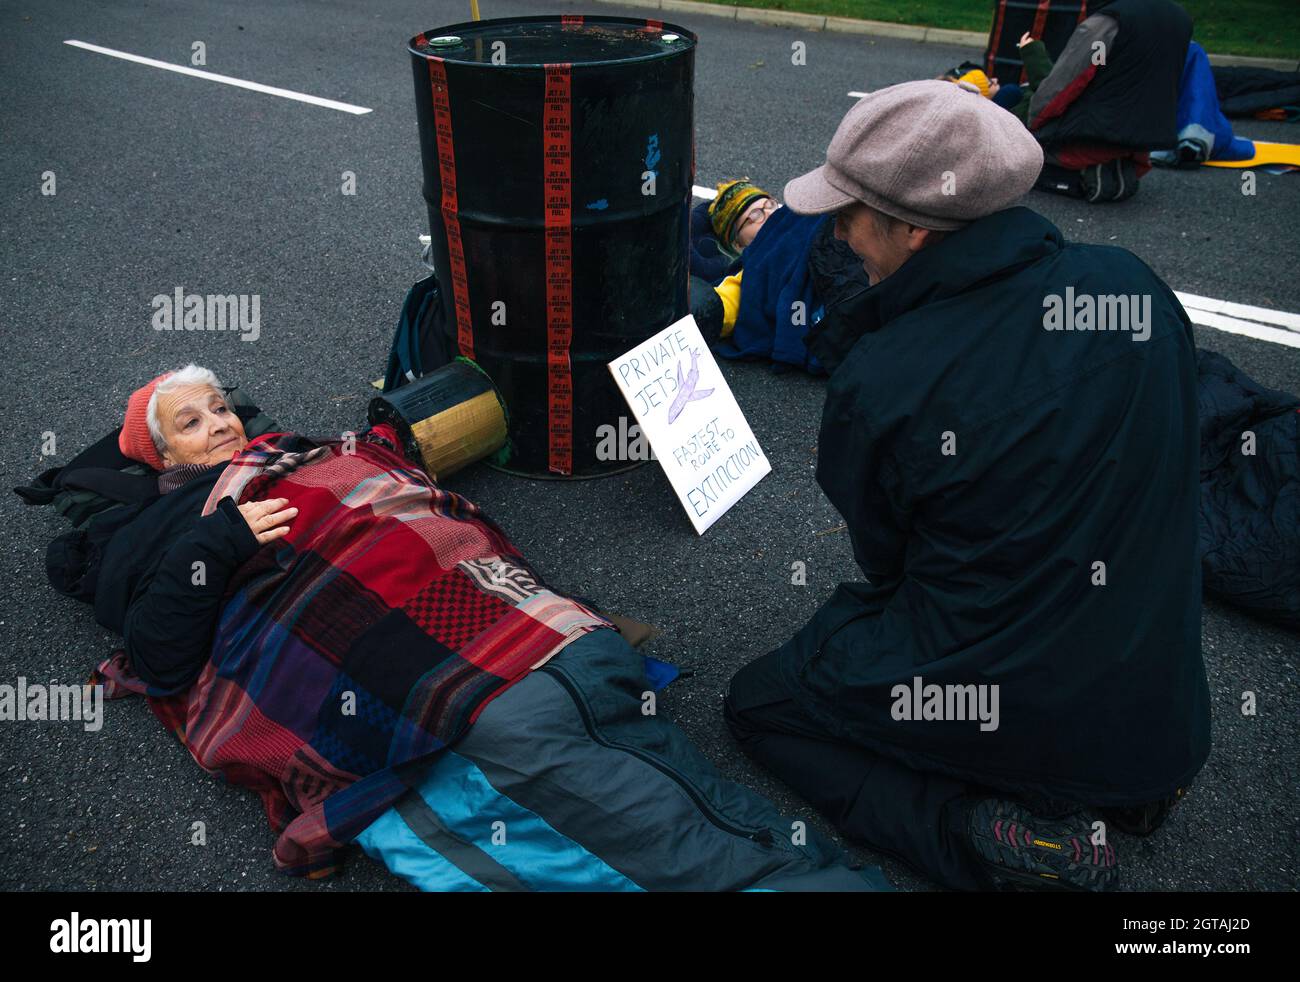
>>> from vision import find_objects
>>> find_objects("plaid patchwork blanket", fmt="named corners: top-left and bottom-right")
top-left (95, 423), bottom-right (609, 876)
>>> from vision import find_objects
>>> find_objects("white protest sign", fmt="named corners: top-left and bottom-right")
top-left (608, 314), bottom-right (770, 534)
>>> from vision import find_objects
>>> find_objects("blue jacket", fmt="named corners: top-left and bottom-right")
top-left (717, 205), bottom-right (830, 372)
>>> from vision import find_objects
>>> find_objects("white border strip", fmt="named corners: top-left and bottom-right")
top-left (64, 40), bottom-right (373, 115)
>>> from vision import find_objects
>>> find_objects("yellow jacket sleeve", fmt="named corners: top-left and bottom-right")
top-left (714, 270), bottom-right (743, 339)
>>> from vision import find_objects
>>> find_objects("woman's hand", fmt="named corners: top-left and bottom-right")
top-left (235, 497), bottom-right (298, 545)
top-left (1018, 31), bottom-right (1035, 48)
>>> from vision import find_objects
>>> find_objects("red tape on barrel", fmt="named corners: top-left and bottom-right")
top-left (985, 5), bottom-right (1004, 76)
top-left (427, 56), bottom-right (474, 361)
top-left (543, 63), bottom-right (574, 476)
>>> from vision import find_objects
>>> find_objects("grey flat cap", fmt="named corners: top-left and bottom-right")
top-left (784, 79), bottom-right (1044, 230)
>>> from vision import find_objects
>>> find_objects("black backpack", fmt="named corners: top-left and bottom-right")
top-left (383, 275), bottom-right (454, 394)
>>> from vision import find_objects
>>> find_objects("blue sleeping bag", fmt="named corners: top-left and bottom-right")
top-left (1153, 41), bottom-right (1254, 166)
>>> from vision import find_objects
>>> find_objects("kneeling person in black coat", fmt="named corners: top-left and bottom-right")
top-left (724, 80), bottom-right (1209, 891)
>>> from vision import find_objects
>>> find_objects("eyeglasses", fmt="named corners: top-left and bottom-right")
top-left (738, 198), bottom-right (777, 230)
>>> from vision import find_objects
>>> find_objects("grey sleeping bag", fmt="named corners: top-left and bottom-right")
top-left (357, 627), bottom-right (891, 891)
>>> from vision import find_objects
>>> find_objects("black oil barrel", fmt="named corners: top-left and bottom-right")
top-left (408, 15), bottom-right (697, 478)
top-left (985, 1), bottom-right (1090, 84)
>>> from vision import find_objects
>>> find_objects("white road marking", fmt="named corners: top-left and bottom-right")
top-left (64, 40), bottom-right (373, 115)
top-left (1176, 291), bottom-right (1300, 333)
top-left (848, 91), bottom-right (869, 99)
top-left (693, 184), bottom-right (717, 200)
top-left (1179, 307), bottom-right (1300, 349)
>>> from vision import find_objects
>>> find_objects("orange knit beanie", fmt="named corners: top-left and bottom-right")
top-left (118, 371), bottom-right (173, 470)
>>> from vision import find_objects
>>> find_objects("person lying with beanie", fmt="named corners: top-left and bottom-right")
top-left (941, 32), bottom-right (1053, 123)
top-left (48, 363), bottom-right (888, 891)
top-left (689, 179), bottom-right (780, 339)
top-left (689, 178), bottom-right (865, 372)
top-left (689, 178), bottom-right (777, 282)
top-left (723, 80), bottom-right (1209, 892)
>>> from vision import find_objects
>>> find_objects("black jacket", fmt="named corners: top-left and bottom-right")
top-left (1032, 0), bottom-right (1191, 154)
top-left (1197, 349), bottom-right (1300, 630)
top-left (90, 467), bottom-right (262, 692)
top-left (779, 206), bottom-right (1209, 806)
top-left (1212, 66), bottom-right (1300, 118)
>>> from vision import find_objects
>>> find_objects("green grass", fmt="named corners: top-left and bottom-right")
top-left (691, 0), bottom-right (1300, 61)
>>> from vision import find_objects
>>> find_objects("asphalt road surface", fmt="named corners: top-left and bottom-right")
top-left (2, 0), bottom-right (1297, 892)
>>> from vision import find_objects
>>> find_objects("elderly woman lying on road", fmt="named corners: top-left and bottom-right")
top-left (56, 363), bottom-right (887, 892)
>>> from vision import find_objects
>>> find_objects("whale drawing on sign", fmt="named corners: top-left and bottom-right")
top-left (667, 349), bottom-right (715, 424)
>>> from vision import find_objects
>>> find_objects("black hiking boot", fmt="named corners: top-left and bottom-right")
top-left (965, 798), bottom-right (1118, 892)
top-left (1101, 784), bottom-right (1191, 837)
